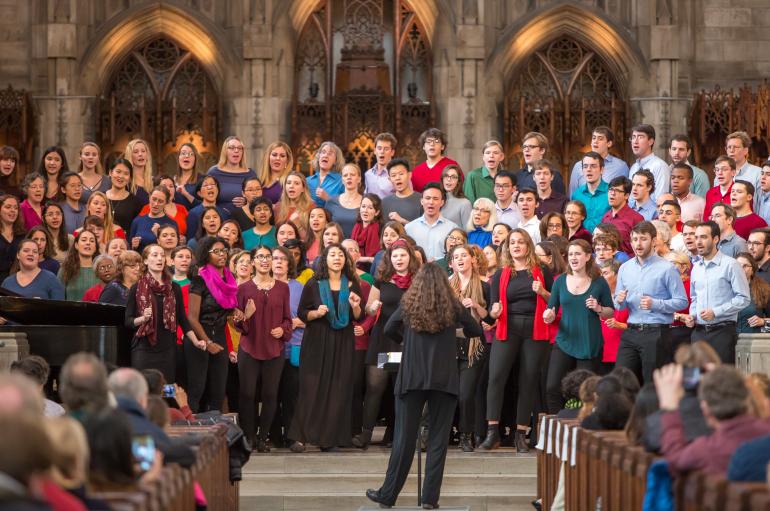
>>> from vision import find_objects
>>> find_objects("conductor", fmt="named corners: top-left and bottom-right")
top-left (365, 263), bottom-right (484, 509)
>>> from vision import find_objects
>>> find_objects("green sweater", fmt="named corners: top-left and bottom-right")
top-left (463, 166), bottom-right (497, 205)
top-left (58, 267), bottom-right (99, 301)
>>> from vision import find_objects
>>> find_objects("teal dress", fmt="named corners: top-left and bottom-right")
top-left (242, 226), bottom-right (277, 250)
top-left (547, 275), bottom-right (613, 359)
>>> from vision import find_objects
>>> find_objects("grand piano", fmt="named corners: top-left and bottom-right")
top-left (0, 294), bottom-right (131, 367)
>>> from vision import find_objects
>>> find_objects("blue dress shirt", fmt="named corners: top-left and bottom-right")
top-left (568, 154), bottom-right (629, 197)
top-left (405, 215), bottom-right (458, 261)
top-left (307, 171), bottom-right (344, 207)
top-left (614, 254), bottom-right (688, 324)
top-left (689, 251), bottom-right (750, 324)
top-left (756, 189), bottom-right (770, 224)
top-left (630, 154), bottom-right (670, 200)
top-left (629, 197), bottom-right (658, 221)
top-left (571, 180), bottom-right (610, 233)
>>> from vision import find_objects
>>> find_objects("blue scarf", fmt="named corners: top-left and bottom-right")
top-left (318, 276), bottom-right (351, 330)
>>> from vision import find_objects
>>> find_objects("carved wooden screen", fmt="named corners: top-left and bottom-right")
top-left (690, 81), bottom-right (770, 169)
top-left (292, 0), bottom-right (433, 175)
top-left (504, 37), bottom-right (628, 176)
top-left (99, 37), bottom-right (221, 176)
top-left (0, 85), bottom-right (32, 172)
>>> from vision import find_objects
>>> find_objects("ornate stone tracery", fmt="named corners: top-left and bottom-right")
top-left (292, 0), bottom-right (432, 174)
top-left (98, 37), bottom-right (220, 175)
top-left (504, 36), bottom-right (628, 174)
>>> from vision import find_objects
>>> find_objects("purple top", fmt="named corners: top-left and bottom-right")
top-left (262, 180), bottom-right (283, 205)
top-left (285, 279), bottom-right (305, 358)
top-left (20, 199), bottom-right (43, 231)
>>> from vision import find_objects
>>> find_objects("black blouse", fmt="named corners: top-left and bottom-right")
top-left (110, 194), bottom-right (143, 233)
top-left (189, 275), bottom-right (233, 327)
top-left (385, 304), bottom-right (482, 396)
top-left (490, 265), bottom-right (553, 315)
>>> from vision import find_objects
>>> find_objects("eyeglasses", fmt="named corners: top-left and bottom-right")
top-left (255, 254), bottom-right (273, 261)
top-left (726, 145), bottom-right (745, 151)
top-left (547, 223), bottom-right (563, 229)
top-left (521, 144), bottom-right (540, 150)
top-left (424, 138), bottom-right (442, 145)
top-left (98, 264), bottom-right (115, 270)
top-left (209, 248), bottom-right (228, 255)
top-left (227, 145), bottom-right (244, 151)
top-left (444, 175), bottom-right (459, 181)
top-left (608, 188), bottom-right (626, 195)
top-left (179, 151), bottom-right (195, 157)
top-left (472, 207), bottom-right (491, 213)
top-left (446, 235), bottom-right (465, 243)
top-left (629, 134), bottom-right (648, 141)
top-left (747, 241), bottom-right (766, 247)
top-left (494, 183), bottom-right (512, 189)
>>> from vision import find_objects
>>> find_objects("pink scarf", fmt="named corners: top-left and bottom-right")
top-left (198, 264), bottom-right (238, 309)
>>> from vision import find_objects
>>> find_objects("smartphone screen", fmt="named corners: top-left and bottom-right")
top-left (162, 384), bottom-right (176, 398)
top-left (132, 435), bottom-right (156, 472)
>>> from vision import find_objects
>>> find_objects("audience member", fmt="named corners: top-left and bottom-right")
top-left (9, 355), bottom-right (63, 417)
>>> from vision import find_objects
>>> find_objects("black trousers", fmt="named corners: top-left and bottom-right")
top-left (486, 315), bottom-right (549, 426)
top-left (379, 390), bottom-right (457, 507)
top-left (457, 348), bottom-right (485, 433)
top-left (270, 361), bottom-right (299, 444)
top-left (361, 365), bottom-right (394, 431)
top-left (691, 323), bottom-right (737, 363)
top-left (670, 326), bottom-right (693, 361)
top-left (352, 349), bottom-right (367, 435)
top-left (615, 326), bottom-right (671, 385)
top-left (184, 325), bottom-right (229, 412)
top-left (473, 346), bottom-right (491, 437)
top-left (238, 351), bottom-right (284, 443)
top-left (545, 345), bottom-right (599, 414)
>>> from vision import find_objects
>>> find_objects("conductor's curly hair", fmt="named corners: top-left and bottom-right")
top-left (400, 262), bottom-right (463, 334)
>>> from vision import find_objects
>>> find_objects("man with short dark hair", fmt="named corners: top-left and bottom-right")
top-left (669, 134), bottom-right (709, 197)
top-left (10, 355), bottom-right (64, 417)
top-left (602, 176), bottom-right (643, 255)
top-left (515, 132), bottom-right (565, 194)
top-left (710, 202), bottom-right (748, 257)
top-left (405, 182), bottom-right (458, 260)
top-left (730, 179), bottom-right (768, 239)
top-left (629, 169), bottom-right (657, 221)
top-left (516, 188), bottom-right (541, 243)
top-left (655, 364), bottom-right (770, 476)
top-left (614, 221), bottom-right (688, 384)
top-left (533, 159), bottom-right (567, 217)
top-left (629, 124), bottom-right (669, 200)
top-left (571, 151), bottom-right (610, 232)
top-left (382, 158), bottom-right (422, 225)
top-left (683, 221), bottom-right (749, 362)
top-left (658, 200), bottom-right (685, 252)
top-left (365, 132), bottom-right (397, 198)
top-left (411, 128), bottom-right (458, 193)
top-left (493, 171), bottom-right (521, 228)
top-left (670, 162), bottom-right (706, 222)
top-left (568, 126), bottom-right (629, 196)
top-left (681, 220), bottom-right (700, 263)
top-left (747, 228), bottom-right (770, 284)
top-left (705, 156), bottom-right (737, 216)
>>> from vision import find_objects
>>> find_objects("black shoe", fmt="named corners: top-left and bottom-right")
top-left (531, 498), bottom-right (542, 510)
top-left (320, 446), bottom-right (340, 452)
top-left (479, 426), bottom-right (500, 450)
top-left (352, 429), bottom-right (372, 449)
top-left (422, 504), bottom-right (439, 509)
top-left (289, 441), bottom-right (305, 453)
top-left (460, 433), bottom-right (474, 453)
top-left (366, 488), bottom-right (393, 508)
top-left (256, 438), bottom-right (270, 453)
top-left (474, 434), bottom-right (484, 447)
top-left (515, 430), bottom-right (530, 453)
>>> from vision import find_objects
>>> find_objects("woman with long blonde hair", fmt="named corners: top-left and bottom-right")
top-left (208, 136), bottom-right (258, 214)
top-left (124, 138), bottom-right (154, 204)
top-left (482, 228), bottom-right (553, 452)
top-left (77, 142), bottom-right (109, 204)
top-left (447, 244), bottom-right (490, 451)
top-left (74, 191), bottom-right (125, 244)
top-left (274, 171), bottom-right (313, 237)
top-left (258, 141), bottom-right (294, 204)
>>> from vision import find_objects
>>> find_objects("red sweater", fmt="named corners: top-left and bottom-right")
top-left (734, 212), bottom-right (767, 240)
top-left (704, 184), bottom-right (732, 218)
top-left (411, 157), bottom-right (459, 193)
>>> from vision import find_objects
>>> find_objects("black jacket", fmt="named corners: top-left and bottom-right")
top-left (385, 305), bottom-right (483, 396)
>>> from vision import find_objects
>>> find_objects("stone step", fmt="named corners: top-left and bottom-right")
top-left (241, 473), bottom-right (535, 496)
top-left (241, 494), bottom-right (535, 511)
top-left (242, 449), bottom-right (536, 475)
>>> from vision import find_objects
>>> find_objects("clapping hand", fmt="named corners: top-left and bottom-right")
top-left (141, 306), bottom-right (152, 323)
top-left (640, 296), bottom-right (653, 310)
top-left (615, 288), bottom-right (628, 304)
top-left (532, 280), bottom-right (543, 295)
top-left (699, 309), bottom-right (715, 321)
top-left (490, 301), bottom-right (503, 318)
top-left (354, 325), bottom-right (364, 336)
top-left (131, 236), bottom-right (142, 249)
top-left (585, 295), bottom-right (600, 313)
top-left (348, 292), bottom-right (361, 309)
top-left (316, 304), bottom-right (329, 317)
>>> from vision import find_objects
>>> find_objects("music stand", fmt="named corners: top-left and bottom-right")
top-left (378, 352), bottom-right (424, 507)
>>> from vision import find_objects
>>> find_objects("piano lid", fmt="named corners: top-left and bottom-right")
top-left (0, 296), bottom-right (125, 326)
